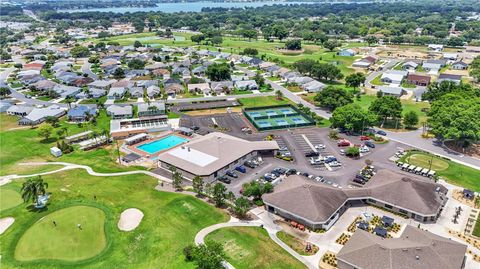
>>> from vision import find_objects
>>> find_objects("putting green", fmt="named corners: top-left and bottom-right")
top-left (15, 205), bottom-right (107, 261)
top-left (0, 188), bottom-right (23, 211)
top-left (407, 154), bottom-right (449, 171)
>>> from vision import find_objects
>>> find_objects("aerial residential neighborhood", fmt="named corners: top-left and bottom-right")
top-left (0, 1), bottom-right (479, 269)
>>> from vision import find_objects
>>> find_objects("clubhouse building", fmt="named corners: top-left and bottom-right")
top-left (157, 132), bottom-right (278, 181)
top-left (262, 170), bottom-right (448, 230)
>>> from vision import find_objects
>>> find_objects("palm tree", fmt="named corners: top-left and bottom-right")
top-left (275, 90), bottom-right (284, 100)
top-left (65, 96), bottom-right (74, 109)
top-left (21, 176), bottom-right (48, 204)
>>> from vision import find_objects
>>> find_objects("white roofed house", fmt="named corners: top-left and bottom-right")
top-left (437, 73), bottom-right (462, 84)
top-left (129, 87), bottom-right (144, 98)
top-left (6, 105), bottom-right (34, 116)
top-left (137, 102), bottom-right (166, 117)
top-left (106, 105), bottom-right (133, 119)
top-left (338, 49), bottom-right (356, 57)
top-left (402, 61), bottom-right (419, 71)
top-left (428, 44), bottom-right (444, 52)
top-left (107, 87), bottom-right (127, 100)
top-left (301, 80), bottom-right (326, 93)
top-left (187, 83), bottom-right (211, 95)
top-left (377, 86), bottom-right (406, 97)
top-left (210, 81), bottom-right (234, 94)
top-left (88, 79), bottom-right (115, 90)
top-left (380, 70), bottom-right (408, 85)
top-left (76, 88), bottom-right (106, 99)
top-left (235, 80), bottom-right (258, 91)
top-left (288, 76), bottom-right (314, 85)
top-left (53, 85), bottom-right (82, 98)
top-left (18, 105), bottom-right (67, 126)
top-left (146, 85), bottom-right (161, 98)
top-left (451, 61), bottom-right (468, 70)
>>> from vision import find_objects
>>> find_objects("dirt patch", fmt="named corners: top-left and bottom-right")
top-left (118, 208), bottom-right (144, 232)
top-left (0, 217), bottom-right (15, 234)
top-left (444, 141), bottom-right (480, 159)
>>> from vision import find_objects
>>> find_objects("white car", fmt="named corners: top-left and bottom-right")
top-left (359, 146), bottom-right (370, 153)
top-left (329, 161), bottom-right (342, 167)
top-left (315, 144), bottom-right (326, 150)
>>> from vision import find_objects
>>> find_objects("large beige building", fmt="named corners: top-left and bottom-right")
top-left (157, 132), bottom-right (278, 181)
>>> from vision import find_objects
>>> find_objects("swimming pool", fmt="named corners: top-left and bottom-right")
top-left (136, 135), bottom-right (188, 154)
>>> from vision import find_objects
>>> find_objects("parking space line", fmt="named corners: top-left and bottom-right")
top-left (301, 134), bottom-right (317, 153)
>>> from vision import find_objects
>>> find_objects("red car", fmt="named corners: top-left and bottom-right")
top-left (337, 140), bottom-right (351, 147)
top-left (360, 136), bottom-right (371, 141)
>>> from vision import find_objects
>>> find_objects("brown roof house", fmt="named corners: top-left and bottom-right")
top-left (407, 74), bottom-right (431, 86)
top-left (337, 225), bottom-right (467, 269)
top-left (262, 170), bottom-right (448, 230)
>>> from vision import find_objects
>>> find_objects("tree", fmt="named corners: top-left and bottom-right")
top-left (369, 96), bottom-right (403, 126)
top-left (330, 103), bottom-right (377, 133)
top-left (70, 45), bottom-right (90, 58)
top-left (272, 24), bottom-right (288, 40)
top-left (422, 81), bottom-right (478, 102)
top-left (37, 124), bottom-right (53, 141)
top-left (345, 146), bottom-right (360, 157)
top-left (206, 63), bottom-right (231, 81)
top-left (212, 183), bottom-right (227, 207)
top-left (365, 35), bottom-right (378, 46)
top-left (113, 67), bottom-right (125, 79)
top-left (345, 72), bottom-right (366, 93)
top-left (232, 197), bottom-right (250, 218)
top-left (0, 87), bottom-right (11, 98)
top-left (403, 111), bottom-right (419, 129)
top-left (275, 90), bottom-right (283, 100)
top-left (88, 55), bottom-right (99, 64)
top-left (314, 86), bottom-right (353, 111)
top-left (192, 176), bottom-right (204, 196)
top-left (323, 40), bottom-right (341, 51)
top-left (243, 48), bottom-right (258, 56)
top-left (242, 29), bottom-right (257, 41)
top-left (210, 35), bottom-right (223, 46)
top-left (172, 170), bottom-right (184, 191)
top-left (428, 94), bottom-right (480, 147)
top-left (21, 176), bottom-right (48, 204)
top-left (254, 71), bottom-right (265, 87)
top-left (311, 63), bottom-right (343, 81)
top-left (128, 58), bottom-right (146, 69)
top-left (191, 34), bottom-right (206, 45)
top-left (133, 40), bottom-right (143, 48)
top-left (45, 116), bottom-right (59, 127)
top-left (293, 59), bottom-right (316, 76)
top-left (132, 19), bottom-right (145, 33)
top-left (242, 181), bottom-right (273, 201)
top-left (285, 39), bottom-right (302, 50)
top-left (184, 241), bottom-right (226, 269)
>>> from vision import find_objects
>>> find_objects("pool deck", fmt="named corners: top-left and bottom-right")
top-left (125, 131), bottom-right (190, 158)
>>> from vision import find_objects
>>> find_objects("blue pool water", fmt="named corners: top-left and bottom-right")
top-left (137, 135), bottom-right (187, 154)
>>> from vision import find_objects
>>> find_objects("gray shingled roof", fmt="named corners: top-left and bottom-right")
top-left (337, 225), bottom-right (467, 269)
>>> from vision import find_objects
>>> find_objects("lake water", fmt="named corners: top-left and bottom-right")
top-left (58, 1), bottom-right (320, 13)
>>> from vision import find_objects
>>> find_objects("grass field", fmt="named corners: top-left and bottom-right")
top-left (0, 188), bottom-right (23, 212)
top-left (0, 170), bottom-right (228, 268)
top-left (206, 227), bottom-right (305, 269)
top-left (0, 111), bottom-right (145, 176)
top-left (15, 205), bottom-right (107, 261)
top-left (473, 217), bottom-right (480, 237)
top-left (276, 231), bottom-right (318, 256)
top-left (238, 96), bottom-right (292, 108)
top-left (370, 74), bottom-right (385, 86)
top-left (400, 150), bottom-right (480, 191)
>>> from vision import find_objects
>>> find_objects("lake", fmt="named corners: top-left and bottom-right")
top-left (57, 1), bottom-right (321, 13)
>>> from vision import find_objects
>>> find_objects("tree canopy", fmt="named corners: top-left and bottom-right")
top-left (314, 86), bottom-right (353, 111)
top-left (330, 103), bottom-right (377, 133)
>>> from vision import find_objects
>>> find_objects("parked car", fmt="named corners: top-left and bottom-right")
top-left (359, 146), bottom-right (370, 153)
top-left (364, 141), bottom-right (376, 148)
top-left (264, 173), bottom-right (276, 181)
top-left (226, 170), bottom-right (238, 178)
top-left (218, 177), bottom-right (231, 184)
top-left (360, 135), bottom-right (371, 141)
top-left (329, 161), bottom-right (342, 167)
top-left (314, 176), bottom-right (324, 182)
top-left (376, 130), bottom-right (387, 136)
top-left (305, 151), bottom-right (320, 157)
top-left (337, 140), bottom-right (351, 147)
top-left (286, 169), bottom-right (297, 175)
top-left (325, 156), bottom-right (337, 163)
top-left (244, 161), bottom-right (256, 168)
top-left (339, 149), bottom-right (345, 155)
top-left (301, 172), bottom-right (310, 177)
top-left (235, 165), bottom-right (246, 173)
top-left (314, 144), bottom-right (326, 150)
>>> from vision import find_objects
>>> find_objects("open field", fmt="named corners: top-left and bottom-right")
top-left (184, 107), bottom-right (242, 116)
top-left (474, 217), bottom-right (480, 237)
top-left (0, 170), bottom-right (228, 268)
top-left (0, 111), bottom-right (146, 175)
top-left (399, 150), bottom-right (480, 191)
top-left (206, 227), bottom-right (305, 269)
top-left (0, 188), bottom-right (23, 212)
top-left (276, 231), bottom-right (318, 256)
top-left (238, 96), bottom-right (292, 108)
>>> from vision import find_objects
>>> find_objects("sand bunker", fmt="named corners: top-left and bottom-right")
top-left (118, 208), bottom-right (144, 231)
top-left (0, 217), bottom-right (15, 234)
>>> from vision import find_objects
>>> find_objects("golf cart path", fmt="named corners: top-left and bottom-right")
top-left (0, 162), bottom-right (171, 186)
top-left (195, 216), bottom-right (317, 269)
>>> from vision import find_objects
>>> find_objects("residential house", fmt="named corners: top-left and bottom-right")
top-left (6, 105), bottom-right (34, 116)
top-left (402, 61), bottom-right (419, 71)
top-left (265, 65), bottom-right (281, 76)
top-left (75, 88), bottom-right (106, 99)
top-left (428, 44), bottom-right (444, 52)
top-left (18, 105), bottom-right (66, 125)
top-left (210, 81), bottom-right (234, 93)
top-left (67, 105), bottom-right (98, 122)
top-left (288, 76), bottom-right (314, 85)
top-left (72, 77), bottom-right (94, 87)
top-left (146, 85), bottom-right (161, 98)
top-left (438, 73), bottom-right (462, 84)
top-left (377, 86), bottom-right (405, 97)
top-left (422, 59), bottom-right (447, 74)
top-left (248, 57), bottom-right (263, 67)
top-left (31, 80), bottom-right (58, 92)
top-left (452, 61), bottom-right (468, 70)
top-left (235, 80), bottom-right (258, 90)
top-left (188, 83), bottom-right (211, 95)
top-left (151, 68), bottom-right (170, 78)
top-left (129, 87), bottom-right (144, 98)
top-left (106, 105), bottom-right (133, 119)
top-left (301, 80), bottom-right (326, 93)
top-left (406, 74), bottom-right (431, 86)
top-left (135, 80), bottom-right (157, 88)
top-left (338, 49), bottom-right (356, 57)
top-left (137, 102), bottom-right (166, 117)
top-left (56, 71), bottom-right (81, 85)
top-left (192, 65), bottom-right (207, 76)
top-left (23, 62), bottom-right (44, 71)
top-left (443, 53), bottom-right (458, 61)
top-left (0, 101), bottom-right (12, 113)
top-left (172, 66), bottom-right (190, 76)
top-left (53, 85), bottom-right (82, 98)
top-left (107, 87), bottom-right (127, 100)
top-left (89, 79), bottom-right (115, 90)
top-left (381, 70), bottom-right (408, 85)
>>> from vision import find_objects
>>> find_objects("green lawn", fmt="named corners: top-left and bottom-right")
top-left (473, 217), bottom-right (480, 237)
top-left (0, 170), bottom-right (228, 268)
top-left (0, 188), bottom-right (23, 212)
top-left (238, 96), bottom-right (291, 108)
top-left (399, 150), bottom-right (480, 191)
top-left (206, 227), bottom-right (305, 269)
top-left (276, 231), bottom-right (317, 256)
top-left (80, 96), bottom-right (107, 104)
top-left (0, 110), bottom-right (145, 175)
top-left (370, 74), bottom-right (385, 86)
top-left (15, 205), bottom-right (107, 261)
top-left (401, 81), bottom-right (417, 88)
